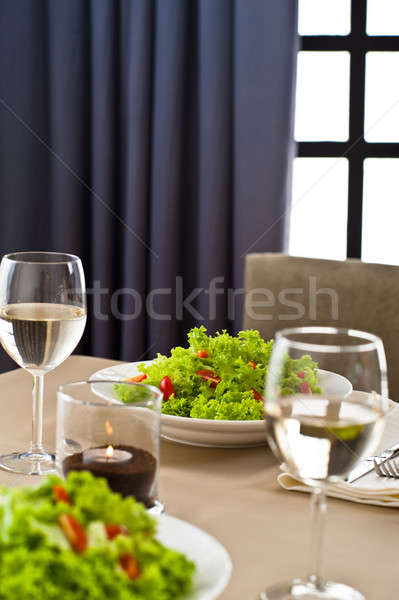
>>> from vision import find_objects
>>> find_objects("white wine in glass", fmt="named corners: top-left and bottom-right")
top-left (261, 327), bottom-right (389, 600)
top-left (0, 252), bottom-right (86, 475)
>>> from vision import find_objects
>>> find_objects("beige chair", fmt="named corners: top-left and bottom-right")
top-left (243, 253), bottom-right (399, 402)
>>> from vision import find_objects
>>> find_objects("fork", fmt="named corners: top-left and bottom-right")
top-left (373, 457), bottom-right (399, 478)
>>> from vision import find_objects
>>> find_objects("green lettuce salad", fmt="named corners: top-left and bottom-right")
top-left (0, 471), bottom-right (194, 600)
top-left (115, 327), bottom-right (320, 421)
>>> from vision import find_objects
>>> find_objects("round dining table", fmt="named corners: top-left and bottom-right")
top-left (0, 355), bottom-right (395, 600)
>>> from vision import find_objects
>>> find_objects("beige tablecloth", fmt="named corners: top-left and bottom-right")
top-left (0, 356), bottom-right (395, 600)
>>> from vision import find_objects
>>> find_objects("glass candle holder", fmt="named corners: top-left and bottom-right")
top-left (56, 380), bottom-right (163, 514)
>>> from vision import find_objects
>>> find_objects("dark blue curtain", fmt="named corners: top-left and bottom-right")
top-left (0, 0), bottom-right (297, 371)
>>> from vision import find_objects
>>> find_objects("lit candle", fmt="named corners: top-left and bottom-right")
top-left (83, 445), bottom-right (132, 465)
top-left (63, 443), bottom-right (157, 507)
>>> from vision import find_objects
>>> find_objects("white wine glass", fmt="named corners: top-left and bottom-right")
top-left (261, 327), bottom-right (389, 600)
top-left (0, 252), bottom-right (86, 475)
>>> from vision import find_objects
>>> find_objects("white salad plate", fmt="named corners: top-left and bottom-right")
top-left (156, 513), bottom-right (232, 600)
top-left (89, 361), bottom-right (353, 448)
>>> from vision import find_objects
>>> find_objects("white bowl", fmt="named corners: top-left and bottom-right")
top-left (156, 513), bottom-right (232, 600)
top-left (89, 361), bottom-right (352, 448)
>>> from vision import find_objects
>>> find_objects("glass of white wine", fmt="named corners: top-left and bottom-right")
top-left (261, 327), bottom-right (389, 600)
top-left (0, 252), bottom-right (86, 475)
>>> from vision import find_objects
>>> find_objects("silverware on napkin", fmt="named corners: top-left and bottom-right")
top-left (346, 442), bottom-right (399, 483)
top-left (373, 457), bottom-right (399, 478)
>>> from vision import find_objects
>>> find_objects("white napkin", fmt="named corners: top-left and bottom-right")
top-left (278, 402), bottom-right (399, 508)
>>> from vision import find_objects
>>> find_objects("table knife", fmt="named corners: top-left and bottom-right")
top-left (346, 443), bottom-right (399, 484)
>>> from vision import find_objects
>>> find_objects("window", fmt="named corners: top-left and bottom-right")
top-left (289, 0), bottom-right (399, 265)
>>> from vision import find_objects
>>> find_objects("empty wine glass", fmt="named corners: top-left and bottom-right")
top-left (0, 252), bottom-right (86, 475)
top-left (261, 327), bottom-right (389, 600)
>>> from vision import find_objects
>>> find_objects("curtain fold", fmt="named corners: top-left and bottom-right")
top-left (119, 0), bottom-right (154, 360)
top-left (196, 0), bottom-right (233, 330)
top-left (0, 0), bottom-right (297, 371)
top-left (89, 0), bottom-right (119, 358)
top-left (148, 0), bottom-right (190, 353)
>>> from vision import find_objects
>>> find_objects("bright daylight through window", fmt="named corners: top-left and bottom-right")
top-left (290, 0), bottom-right (399, 265)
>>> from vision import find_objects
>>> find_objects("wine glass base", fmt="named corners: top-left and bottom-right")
top-left (260, 579), bottom-right (365, 600)
top-left (0, 451), bottom-right (56, 475)
top-left (148, 499), bottom-right (165, 515)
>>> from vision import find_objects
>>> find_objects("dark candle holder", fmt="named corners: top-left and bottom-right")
top-left (57, 380), bottom-right (163, 513)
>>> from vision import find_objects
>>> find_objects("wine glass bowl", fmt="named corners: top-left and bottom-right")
top-left (261, 327), bottom-right (389, 600)
top-left (0, 252), bottom-right (86, 475)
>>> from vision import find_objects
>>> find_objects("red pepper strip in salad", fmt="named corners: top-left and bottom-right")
top-left (300, 381), bottom-right (311, 394)
top-left (59, 514), bottom-right (87, 554)
top-left (196, 350), bottom-right (208, 358)
top-left (53, 485), bottom-right (71, 505)
top-left (126, 374), bottom-right (148, 383)
top-left (160, 376), bottom-right (175, 401)
top-left (296, 371), bottom-right (305, 379)
top-left (196, 369), bottom-right (221, 388)
top-left (119, 553), bottom-right (140, 580)
top-left (249, 361), bottom-right (256, 369)
top-left (251, 388), bottom-right (263, 402)
top-left (105, 524), bottom-right (129, 540)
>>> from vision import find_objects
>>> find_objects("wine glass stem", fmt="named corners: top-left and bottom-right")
top-left (308, 486), bottom-right (327, 591)
top-left (30, 375), bottom-right (44, 455)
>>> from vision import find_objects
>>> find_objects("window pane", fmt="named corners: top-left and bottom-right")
top-left (367, 0), bottom-right (399, 35)
top-left (289, 158), bottom-right (348, 260)
top-left (362, 159), bottom-right (399, 265)
top-left (298, 0), bottom-right (351, 35)
top-left (364, 52), bottom-right (399, 142)
top-left (295, 52), bottom-right (350, 141)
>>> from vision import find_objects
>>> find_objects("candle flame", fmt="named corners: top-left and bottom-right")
top-left (105, 420), bottom-right (114, 435)
top-left (106, 445), bottom-right (114, 459)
